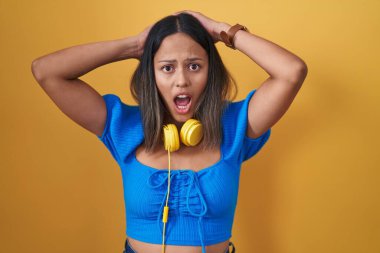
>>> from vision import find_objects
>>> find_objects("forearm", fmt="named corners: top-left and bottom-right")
top-left (219, 23), bottom-right (307, 81)
top-left (32, 36), bottom-right (139, 81)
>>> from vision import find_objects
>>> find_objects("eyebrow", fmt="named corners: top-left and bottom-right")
top-left (158, 57), bottom-right (204, 63)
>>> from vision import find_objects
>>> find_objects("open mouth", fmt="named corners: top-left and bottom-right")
top-left (173, 94), bottom-right (192, 114)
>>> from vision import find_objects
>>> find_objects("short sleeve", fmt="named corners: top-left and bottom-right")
top-left (222, 89), bottom-right (271, 163)
top-left (242, 127), bottom-right (271, 162)
top-left (97, 94), bottom-right (144, 164)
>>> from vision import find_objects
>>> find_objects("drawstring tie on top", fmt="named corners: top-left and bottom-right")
top-left (147, 169), bottom-right (208, 253)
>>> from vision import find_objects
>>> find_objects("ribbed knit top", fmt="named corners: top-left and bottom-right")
top-left (97, 89), bottom-right (271, 253)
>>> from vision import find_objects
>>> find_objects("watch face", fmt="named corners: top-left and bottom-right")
top-left (220, 31), bottom-right (232, 47)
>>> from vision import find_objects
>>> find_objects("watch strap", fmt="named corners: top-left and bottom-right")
top-left (220, 24), bottom-right (249, 49)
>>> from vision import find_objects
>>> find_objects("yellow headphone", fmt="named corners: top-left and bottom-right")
top-left (160, 119), bottom-right (203, 253)
top-left (163, 119), bottom-right (203, 152)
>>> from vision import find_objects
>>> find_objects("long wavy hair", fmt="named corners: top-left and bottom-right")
top-left (130, 13), bottom-right (237, 153)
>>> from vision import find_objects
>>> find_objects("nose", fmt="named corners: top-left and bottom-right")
top-left (175, 69), bottom-right (189, 88)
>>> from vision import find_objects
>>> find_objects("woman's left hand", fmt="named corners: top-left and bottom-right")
top-left (174, 10), bottom-right (231, 43)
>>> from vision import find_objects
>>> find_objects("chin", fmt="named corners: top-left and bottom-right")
top-left (171, 112), bottom-right (194, 123)
top-left (174, 115), bottom-right (192, 123)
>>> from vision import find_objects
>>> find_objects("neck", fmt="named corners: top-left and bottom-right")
top-left (163, 114), bottom-right (185, 129)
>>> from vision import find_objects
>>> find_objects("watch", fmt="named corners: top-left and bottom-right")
top-left (220, 24), bottom-right (249, 49)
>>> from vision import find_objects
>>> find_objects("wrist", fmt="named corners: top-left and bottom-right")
top-left (214, 22), bottom-right (232, 42)
top-left (117, 36), bottom-right (141, 60)
top-left (220, 24), bottom-right (249, 49)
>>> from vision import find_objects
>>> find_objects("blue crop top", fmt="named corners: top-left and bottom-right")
top-left (97, 89), bottom-right (271, 253)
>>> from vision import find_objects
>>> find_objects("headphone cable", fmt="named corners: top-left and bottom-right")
top-left (162, 149), bottom-right (171, 253)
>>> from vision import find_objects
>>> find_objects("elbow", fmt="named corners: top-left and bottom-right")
top-left (298, 60), bottom-right (308, 78)
top-left (286, 60), bottom-right (308, 85)
top-left (31, 59), bottom-right (46, 83)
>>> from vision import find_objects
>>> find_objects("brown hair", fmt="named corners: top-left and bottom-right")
top-left (130, 13), bottom-right (237, 153)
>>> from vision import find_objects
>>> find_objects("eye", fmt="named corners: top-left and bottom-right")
top-left (188, 63), bottom-right (200, 71)
top-left (161, 65), bottom-right (174, 72)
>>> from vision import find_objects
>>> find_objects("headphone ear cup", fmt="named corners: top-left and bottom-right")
top-left (180, 119), bottom-right (203, 147)
top-left (163, 124), bottom-right (180, 152)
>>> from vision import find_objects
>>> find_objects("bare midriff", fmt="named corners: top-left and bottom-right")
top-left (127, 237), bottom-right (230, 253)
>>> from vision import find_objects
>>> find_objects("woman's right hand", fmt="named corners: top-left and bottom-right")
top-left (133, 25), bottom-right (152, 59)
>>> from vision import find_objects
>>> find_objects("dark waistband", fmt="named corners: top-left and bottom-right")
top-left (124, 238), bottom-right (236, 253)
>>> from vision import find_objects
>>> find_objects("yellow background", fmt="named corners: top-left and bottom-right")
top-left (1, 0), bottom-right (379, 252)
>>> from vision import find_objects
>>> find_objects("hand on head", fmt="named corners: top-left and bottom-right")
top-left (133, 10), bottom-right (230, 60)
top-left (134, 25), bottom-right (152, 60)
top-left (173, 10), bottom-right (230, 43)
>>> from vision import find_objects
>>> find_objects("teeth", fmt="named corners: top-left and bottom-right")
top-left (174, 95), bottom-right (191, 112)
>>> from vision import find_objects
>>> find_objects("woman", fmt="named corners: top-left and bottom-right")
top-left (31, 10), bottom-right (307, 253)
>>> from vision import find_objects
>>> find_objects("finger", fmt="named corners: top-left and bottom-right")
top-left (173, 10), bottom-right (187, 15)
top-left (174, 10), bottom-right (199, 16)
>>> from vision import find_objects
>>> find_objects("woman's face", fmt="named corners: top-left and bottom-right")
top-left (153, 32), bottom-right (209, 124)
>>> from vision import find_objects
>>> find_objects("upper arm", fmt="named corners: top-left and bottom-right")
top-left (247, 66), bottom-right (307, 138)
top-left (32, 63), bottom-right (106, 137)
